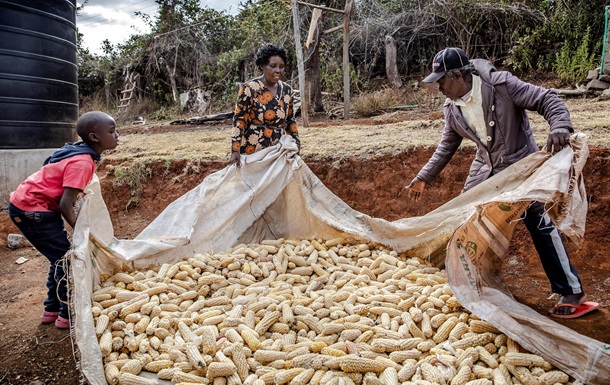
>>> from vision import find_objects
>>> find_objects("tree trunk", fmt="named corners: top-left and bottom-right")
top-left (305, 9), bottom-right (324, 112)
top-left (385, 35), bottom-right (402, 88)
top-left (165, 61), bottom-right (179, 102)
top-left (342, 0), bottom-right (353, 119)
top-left (164, 42), bottom-right (181, 102)
top-left (292, 0), bottom-right (309, 127)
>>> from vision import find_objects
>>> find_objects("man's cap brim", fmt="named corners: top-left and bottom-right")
top-left (422, 71), bottom-right (445, 83)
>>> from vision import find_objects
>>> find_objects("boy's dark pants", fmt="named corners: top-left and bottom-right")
top-left (8, 203), bottom-right (71, 319)
top-left (523, 201), bottom-right (582, 296)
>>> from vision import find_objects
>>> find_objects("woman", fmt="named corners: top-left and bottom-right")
top-left (230, 44), bottom-right (300, 167)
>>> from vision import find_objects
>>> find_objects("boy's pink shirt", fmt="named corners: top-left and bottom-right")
top-left (10, 154), bottom-right (97, 212)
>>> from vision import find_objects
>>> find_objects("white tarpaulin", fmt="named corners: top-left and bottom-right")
top-left (70, 134), bottom-right (609, 384)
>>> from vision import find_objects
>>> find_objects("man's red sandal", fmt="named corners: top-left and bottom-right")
top-left (549, 301), bottom-right (600, 319)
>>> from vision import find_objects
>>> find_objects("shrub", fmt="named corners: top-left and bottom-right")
top-left (553, 28), bottom-right (598, 85)
top-left (351, 88), bottom-right (404, 117)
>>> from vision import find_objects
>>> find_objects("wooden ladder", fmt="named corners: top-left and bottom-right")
top-left (118, 72), bottom-right (140, 113)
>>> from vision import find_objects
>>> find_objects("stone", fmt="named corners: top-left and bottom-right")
top-left (587, 69), bottom-right (599, 81)
top-left (600, 74), bottom-right (610, 83)
top-left (7, 233), bottom-right (29, 250)
top-left (599, 89), bottom-right (610, 101)
top-left (586, 79), bottom-right (610, 90)
top-left (179, 88), bottom-right (212, 114)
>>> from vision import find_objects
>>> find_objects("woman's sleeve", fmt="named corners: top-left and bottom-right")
top-left (231, 85), bottom-right (250, 153)
top-left (285, 89), bottom-right (300, 146)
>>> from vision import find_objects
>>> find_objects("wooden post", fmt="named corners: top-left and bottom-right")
top-left (305, 8), bottom-right (323, 49)
top-left (292, 0), bottom-right (309, 127)
top-left (385, 35), bottom-right (402, 88)
top-left (305, 9), bottom-right (324, 112)
top-left (342, 0), bottom-right (353, 119)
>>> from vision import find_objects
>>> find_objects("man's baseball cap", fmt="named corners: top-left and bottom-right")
top-left (422, 47), bottom-right (470, 83)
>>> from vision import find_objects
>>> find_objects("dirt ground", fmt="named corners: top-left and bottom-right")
top-left (1, 97), bottom-right (610, 384)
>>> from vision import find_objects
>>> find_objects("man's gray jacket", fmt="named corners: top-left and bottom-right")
top-left (416, 59), bottom-right (573, 192)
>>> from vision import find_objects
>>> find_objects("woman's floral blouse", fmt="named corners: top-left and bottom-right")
top-left (231, 79), bottom-right (300, 154)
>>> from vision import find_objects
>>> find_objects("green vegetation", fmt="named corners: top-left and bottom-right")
top-left (554, 28), bottom-right (598, 84)
top-left (506, 0), bottom-right (605, 82)
top-left (112, 162), bottom-right (153, 209)
top-left (77, 0), bottom-right (607, 120)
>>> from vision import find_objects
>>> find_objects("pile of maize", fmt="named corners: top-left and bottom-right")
top-left (92, 238), bottom-right (576, 385)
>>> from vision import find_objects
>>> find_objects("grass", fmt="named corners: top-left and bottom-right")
top-left (103, 98), bottom-right (610, 164)
top-left (351, 88), bottom-right (406, 117)
top-left (112, 162), bottom-right (153, 209)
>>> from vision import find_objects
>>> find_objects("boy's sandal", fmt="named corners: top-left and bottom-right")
top-left (55, 316), bottom-right (71, 329)
top-left (41, 311), bottom-right (59, 324)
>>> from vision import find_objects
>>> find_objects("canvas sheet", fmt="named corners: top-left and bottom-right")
top-left (70, 134), bottom-right (609, 385)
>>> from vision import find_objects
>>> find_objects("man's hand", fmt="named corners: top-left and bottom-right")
top-left (405, 178), bottom-right (427, 202)
top-left (230, 151), bottom-right (241, 168)
top-left (546, 128), bottom-right (571, 154)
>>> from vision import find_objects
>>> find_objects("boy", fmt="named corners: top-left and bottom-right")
top-left (8, 111), bottom-right (119, 329)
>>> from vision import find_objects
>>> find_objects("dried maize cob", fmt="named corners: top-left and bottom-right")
top-left (450, 365), bottom-right (472, 385)
top-left (469, 320), bottom-right (500, 334)
top-left (433, 316), bottom-right (459, 343)
top-left (144, 359), bottom-right (173, 372)
top-left (503, 352), bottom-right (547, 367)
top-left (172, 371), bottom-right (207, 383)
top-left (199, 326), bottom-right (217, 355)
top-left (463, 380), bottom-right (492, 385)
top-left (185, 343), bottom-right (206, 369)
top-left (379, 367), bottom-right (399, 385)
top-left (475, 346), bottom-right (498, 369)
top-left (105, 363), bottom-right (121, 385)
top-left (207, 362), bottom-right (238, 379)
top-left (100, 329), bottom-right (113, 356)
top-left (255, 311), bottom-right (281, 335)
top-left (119, 296), bottom-right (150, 318)
top-left (339, 355), bottom-right (387, 373)
top-left (96, 314), bottom-right (110, 336)
top-left (539, 370), bottom-right (569, 385)
top-left (120, 360), bottom-right (143, 375)
top-left (472, 364), bottom-right (492, 380)
top-left (289, 368), bottom-right (315, 385)
top-left (451, 333), bottom-right (494, 350)
top-left (491, 367), bottom-right (510, 385)
top-left (229, 342), bottom-right (249, 381)
top-left (240, 328), bottom-right (261, 351)
top-left (397, 359), bottom-right (417, 382)
top-left (419, 362), bottom-right (443, 384)
top-left (274, 368), bottom-right (306, 385)
top-left (117, 373), bottom-right (156, 385)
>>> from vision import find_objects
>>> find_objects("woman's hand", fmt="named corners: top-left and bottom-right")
top-left (230, 151), bottom-right (241, 168)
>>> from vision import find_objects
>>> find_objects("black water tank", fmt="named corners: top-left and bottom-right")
top-left (0, 0), bottom-right (78, 149)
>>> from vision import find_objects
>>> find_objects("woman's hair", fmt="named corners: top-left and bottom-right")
top-left (255, 44), bottom-right (288, 68)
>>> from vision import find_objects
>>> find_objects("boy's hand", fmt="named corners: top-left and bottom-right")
top-left (59, 187), bottom-right (82, 229)
top-left (405, 178), bottom-right (427, 202)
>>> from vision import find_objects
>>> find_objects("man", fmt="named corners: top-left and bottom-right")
top-left (406, 47), bottom-right (597, 318)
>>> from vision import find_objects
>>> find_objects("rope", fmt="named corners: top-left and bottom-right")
top-left (55, 249), bottom-right (80, 367)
